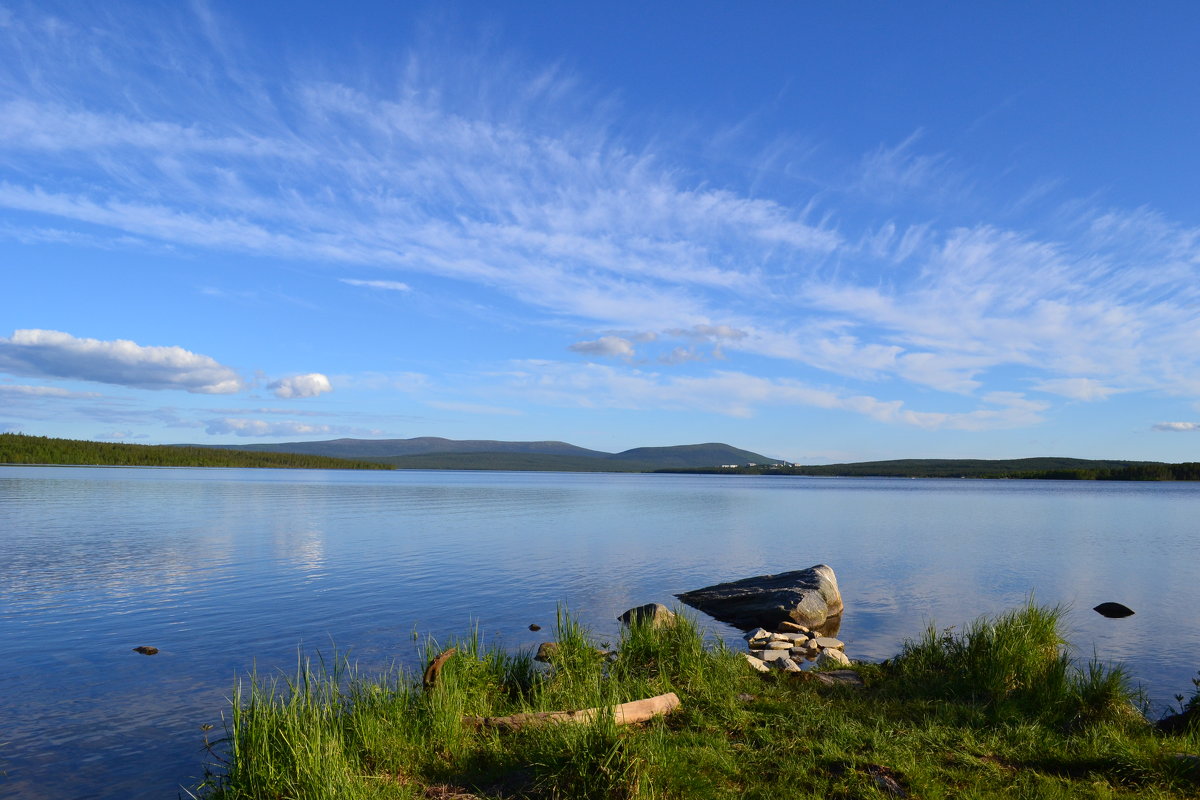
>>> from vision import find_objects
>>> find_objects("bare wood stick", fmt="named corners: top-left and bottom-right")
top-left (467, 691), bottom-right (680, 730)
top-left (423, 647), bottom-right (457, 691)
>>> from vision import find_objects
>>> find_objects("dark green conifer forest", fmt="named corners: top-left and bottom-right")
top-left (0, 433), bottom-right (393, 470)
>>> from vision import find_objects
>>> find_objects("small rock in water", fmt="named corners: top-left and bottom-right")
top-left (534, 642), bottom-right (559, 662)
top-left (132, 646), bottom-right (159, 656)
top-left (528, 623), bottom-right (541, 631)
top-left (1093, 602), bottom-right (1135, 618)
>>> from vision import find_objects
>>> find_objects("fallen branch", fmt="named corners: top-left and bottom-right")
top-left (423, 647), bottom-right (457, 691)
top-left (466, 691), bottom-right (680, 730)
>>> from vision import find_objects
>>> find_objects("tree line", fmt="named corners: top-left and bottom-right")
top-left (0, 433), bottom-right (394, 470)
top-left (1003, 463), bottom-right (1200, 481)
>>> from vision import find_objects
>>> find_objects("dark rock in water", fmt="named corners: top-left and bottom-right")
top-left (132, 646), bottom-right (159, 655)
top-left (534, 642), bottom-right (559, 662)
top-left (676, 564), bottom-right (843, 631)
top-left (528, 623), bottom-right (541, 631)
top-left (1093, 602), bottom-right (1135, 618)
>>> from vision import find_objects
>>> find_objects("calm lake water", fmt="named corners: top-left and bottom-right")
top-left (3, 466), bottom-right (1200, 798)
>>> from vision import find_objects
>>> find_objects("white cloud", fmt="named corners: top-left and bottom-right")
top-left (0, 383), bottom-right (102, 398)
top-left (665, 324), bottom-right (748, 341)
top-left (504, 361), bottom-right (1047, 431)
top-left (1032, 378), bottom-right (1122, 402)
top-left (658, 346), bottom-right (705, 365)
top-left (427, 400), bottom-right (523, 416)
top-left (1153, 422), bottom-right (1200, 433)
top-left (0, 329), bottom-right (243, 393)
top-left (204, 418), bottom-right (338, 437)
top-left (268, 373), bottom-right (333, 399)
top-left (855, 130), bottom-right (963, 204)
top-left (5, 5), bottom-right (1200, 436)
top-left (96, 430), bottom-right (149, 440)
top-left (568, 336), bottom-right (635, 359)
top-left (340, 279), bottom-right (411, 292)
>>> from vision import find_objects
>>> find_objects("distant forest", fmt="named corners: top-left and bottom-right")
top-left (659, 458), bottom-right (1200, 481)
top-left (0, 433), bottom-right (393, 470)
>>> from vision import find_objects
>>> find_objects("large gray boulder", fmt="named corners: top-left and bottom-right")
top-left (676, 564), bottom-right (843, 631)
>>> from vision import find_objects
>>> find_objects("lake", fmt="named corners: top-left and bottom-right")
top-left (2, 466), bottom-right (1199, 798)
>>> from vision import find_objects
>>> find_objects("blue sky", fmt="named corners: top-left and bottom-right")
top-left (2, 1), bottom-right (1199, 463)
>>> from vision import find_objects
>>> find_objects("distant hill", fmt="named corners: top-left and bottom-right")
top-left (185, 437), bottom-right (782, 472)
top-left (611, 443), bottom-right (773, 469)
top-left (209, 436), bottom-right (609, 460)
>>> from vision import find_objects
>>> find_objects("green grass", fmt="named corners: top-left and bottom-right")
top-left (192, 604), bottom-right (1200, 799)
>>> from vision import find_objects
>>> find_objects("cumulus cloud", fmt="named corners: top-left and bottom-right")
top-left (568, 336), bottom-right (635, 359)
top-left (268, 373), bottom-right (333, 399)
top-left (340, 279), bottom-right (411, 292)
top-left (1153, 422), bottom-right (1200, 432)
top-left (0, 329), bottom-right (243, 393)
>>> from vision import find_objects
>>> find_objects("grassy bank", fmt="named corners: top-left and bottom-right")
top-left (193, 605), bottom-right (1200, 799)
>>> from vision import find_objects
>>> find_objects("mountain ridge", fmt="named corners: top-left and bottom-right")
top-left (179, 437), bottom-right (781, 470)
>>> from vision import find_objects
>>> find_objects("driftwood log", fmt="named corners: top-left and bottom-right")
top-left (423, 647), bottom-right (458, 690)
top-left (466, 691), bottom-right (681, 730)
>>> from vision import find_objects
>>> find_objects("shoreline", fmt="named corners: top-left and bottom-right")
top-left (193, 604), bottom-right (1200, 799)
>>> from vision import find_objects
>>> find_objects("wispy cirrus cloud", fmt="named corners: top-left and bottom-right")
top-left (0, 383), bottom-right (102, 398)
top-left (340, 279), bottom-right (411, 292)
top-left (0, 6), bottom-right (835, 336)
top-left (203, 418), bottom-right (380, 437)
top-left (0, 329), bottom-right (243, 394)
top-left (426, 400), bottom-right (523, 416)
top-left (501, 361), bottom-right (1047, 430)
top-left (1033, 377), bottom-right (1123, 402)
top-left (3, 3), bottom-right (1200, 438)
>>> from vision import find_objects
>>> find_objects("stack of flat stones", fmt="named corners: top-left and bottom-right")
top-left (740, 623), bottom-right (850, 674)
